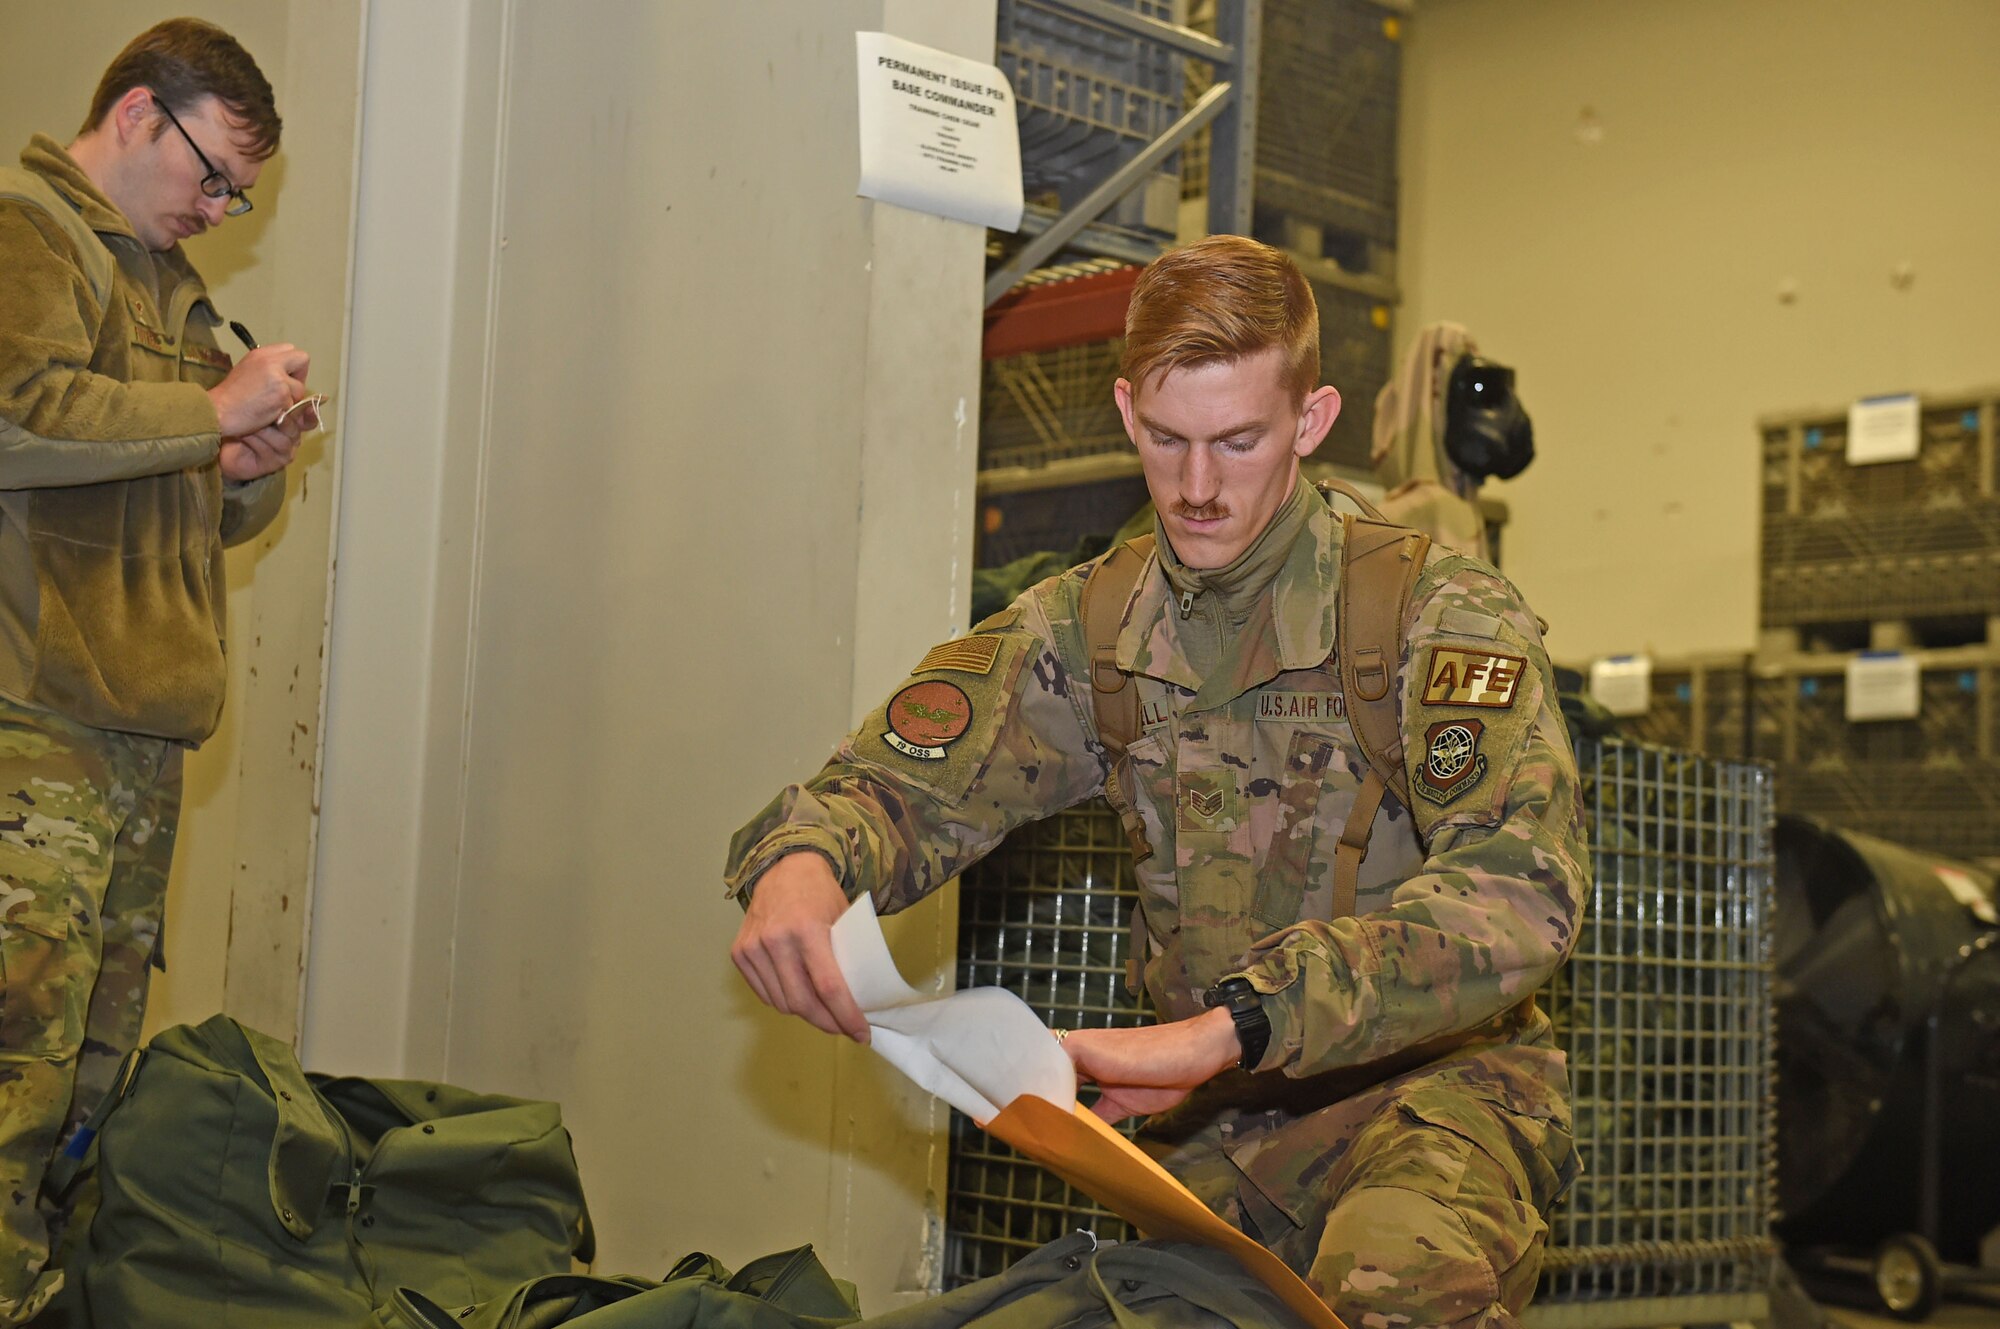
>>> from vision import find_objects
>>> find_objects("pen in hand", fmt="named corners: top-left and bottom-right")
top-left (229, 320), bottom-right (258, 351)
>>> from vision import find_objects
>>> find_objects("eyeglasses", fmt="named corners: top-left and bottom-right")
top-left (151, 92), bottom-right (253, 217)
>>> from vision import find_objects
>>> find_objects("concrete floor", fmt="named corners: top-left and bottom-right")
top-left (1825, 1306), bottom-right (2000, 1329)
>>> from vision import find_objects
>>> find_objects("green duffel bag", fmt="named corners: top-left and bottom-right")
top-left (387, 1244), bottom-right (861, 1328)
top-left (49, 1013), bottom-right (594, 1328)
top-left (856, 1232), bottom-right (1309, 1329)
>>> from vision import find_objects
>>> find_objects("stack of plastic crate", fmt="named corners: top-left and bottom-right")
top-left (1754, 389), bottom-right (2000, 863)
top-left (1599, 656), bottom-right (1755, 760)
top-left (1759, 393), bottom-right (2000, 643)
top-left (997, 0), bottom-right (1189, 241)
top-left (1253, 0), bottom-right (1402, 257)
top-left (943, 739), bottom-right (1779, 1328)
top-left (1749, 651), bottom-right (2000, 863)
top-left (1311, 276), bottom-right (1394, 471)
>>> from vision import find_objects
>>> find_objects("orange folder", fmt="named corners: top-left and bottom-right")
top-left (986, 1094), bottom-right (1347, 1329)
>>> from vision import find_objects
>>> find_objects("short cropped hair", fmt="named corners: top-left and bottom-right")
top-left (83, 18), bottom-right (281, 161)
top-left (1121, 235), bottom-right (1320, 403)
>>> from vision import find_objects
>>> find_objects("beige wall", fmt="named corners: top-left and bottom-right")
top-left (310, 0), bottom-right (990, 1304)
top-left (1398, 0), bottom-right (2000, 662)
top-left (0, 2), bottom-right (362, 1041)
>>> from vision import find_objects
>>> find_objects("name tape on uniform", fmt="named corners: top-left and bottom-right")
top-left (1256, 692), bottom-right (1347, 722)
top-left (1422, 647), bottom-right (1525, 709)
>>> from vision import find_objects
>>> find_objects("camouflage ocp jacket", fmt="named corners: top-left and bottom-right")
top-left (727, 479), bottom-right (1589, 1154)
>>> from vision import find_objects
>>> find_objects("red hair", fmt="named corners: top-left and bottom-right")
top-left (1121, 236), bottom-right (1319, 401)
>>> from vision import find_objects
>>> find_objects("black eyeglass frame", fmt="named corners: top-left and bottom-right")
top-left (150, 92), bottom-right (253, 217)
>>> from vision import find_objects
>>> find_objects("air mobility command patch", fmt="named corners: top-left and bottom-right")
top-left (884, 681), bottom-right (973, 759)
top-left (1415, 719), bottom-right (1487, 805)
top-left (1422, 647), bottom-right (1525, 709)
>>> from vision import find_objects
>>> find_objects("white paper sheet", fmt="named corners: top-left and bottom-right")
top-left (1589, 655), bottom-right (1653, 718)
top-left (855, 32), bottom-right (1024, 230)
top-left (1845, 652), bottom-right (1920, 721)
top-left (1847, 393), bottom-right (1920, 465)
top-left (830, 894), bottom-right (1074, 1122)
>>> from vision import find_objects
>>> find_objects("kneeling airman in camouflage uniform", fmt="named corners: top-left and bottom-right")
top-left (727, 235), bottom-right (1587, 1329)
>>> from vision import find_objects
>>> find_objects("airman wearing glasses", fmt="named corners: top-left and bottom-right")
top-left (0, 19), bottom-right (309, 1322)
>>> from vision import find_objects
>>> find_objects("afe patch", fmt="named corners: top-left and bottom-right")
top-left (883, 681), bottom-right (973, 760)
top-left (1415, 719), bottom-right (1487, 806)
top-left (1422, 647), bottom-right (1526, 709)
top-left (914, 634), bottom-right (1002, 677)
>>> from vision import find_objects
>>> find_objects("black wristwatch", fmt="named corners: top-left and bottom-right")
top-left (1203, 976), bottom-right (1271, 1071)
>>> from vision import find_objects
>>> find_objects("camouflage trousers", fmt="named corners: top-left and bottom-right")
top-left (0, 696), bottom-right (180, 1326)
top-left (1146, 1082), bottom-right (1575, 1329)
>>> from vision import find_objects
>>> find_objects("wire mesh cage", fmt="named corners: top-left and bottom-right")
top-left (946, 797), bottom-right (1151, 1284)
top-left (980, 338), bottom-right (1130, 474)
top-left (1537, 740), bottom-right (1777, 1315)
top-left (943, 738), bottom-right (1777, 1324)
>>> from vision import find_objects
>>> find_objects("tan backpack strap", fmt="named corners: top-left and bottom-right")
top-left (1315, 476), bottom-right (1391, 523)
top-left (1331, 770), bottom-right (1389, 920)
top-left (1332, 513), bottom-right (1432, 915)
top-left (1080, 534), bottom-right (1157, 863)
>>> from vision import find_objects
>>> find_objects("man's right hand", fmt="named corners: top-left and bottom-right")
top-left (730, 852), bottom-right (871, 1043)
top-left (208, 344), bottom-right (310, 438)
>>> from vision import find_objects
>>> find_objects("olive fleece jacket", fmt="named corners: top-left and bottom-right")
top-left (0, 135), bottom-right (282, 742)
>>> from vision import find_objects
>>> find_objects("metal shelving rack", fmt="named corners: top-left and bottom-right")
top-left (983, 0), bottom-right (1263, 308)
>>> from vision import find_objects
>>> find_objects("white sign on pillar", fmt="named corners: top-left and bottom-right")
top-left (855, 31), bottom-right (1024, 231)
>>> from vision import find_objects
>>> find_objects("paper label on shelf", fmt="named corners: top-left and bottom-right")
top-left (1846, 393), bottom-right (1920, 465)
top-left (855, 32), bottom-right (1023, 231)
top-left (1589, 656), bottom-right (1653, 718)
top-left (1845, 652), bottom-right (1920, 721)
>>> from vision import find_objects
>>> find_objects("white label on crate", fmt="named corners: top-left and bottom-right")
top-left (1846, 393), bottom-right (1920, 465)
top-left (855, 32), bottom-right (1024, 231)
top-left (1589, 656), bottom-right (1653, 718)
top-left (1845, 652), bottom-right (1921, 721)
top-left (1934, 866), bottom-right (1999, 926)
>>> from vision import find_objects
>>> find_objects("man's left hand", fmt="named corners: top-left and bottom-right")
top-left (1060, 1006), bottom-right (1243, 1124)
top-left (219, 418), bottom-right (303, 481)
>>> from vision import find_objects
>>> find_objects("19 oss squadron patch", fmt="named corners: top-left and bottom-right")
top-left (884, 680), bottom-right (973, 760)
top-left (1422, 647), bottom-right (1525, 709)
top-left (1415, 718), bottom-right (1487, 805)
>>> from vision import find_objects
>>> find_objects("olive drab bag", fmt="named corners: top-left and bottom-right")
top-left (857, 1232), bottom-right (1309, 1329)
top-left (387, 1244), bottom-right (862, 1328)
top-left (47, 1013), bottom-right (595, 1328)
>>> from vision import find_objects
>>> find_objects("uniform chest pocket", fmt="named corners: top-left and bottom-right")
top-left (1251, 731), bottom-right (1337, 929)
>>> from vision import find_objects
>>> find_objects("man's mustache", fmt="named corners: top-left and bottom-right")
top-left (1171, 500), bottom-right (1231, 521)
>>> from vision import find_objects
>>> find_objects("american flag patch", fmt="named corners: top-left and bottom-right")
top-left (915, 634), bottom-right (1003, 677)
